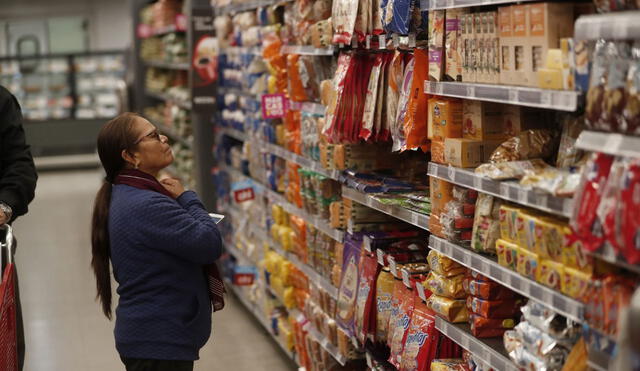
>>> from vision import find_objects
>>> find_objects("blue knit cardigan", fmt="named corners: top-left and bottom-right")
top-left (109, 184), bottom-right (223, 360)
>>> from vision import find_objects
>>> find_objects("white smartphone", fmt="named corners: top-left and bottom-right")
top-left (209, 213), bottom-right (225, 224)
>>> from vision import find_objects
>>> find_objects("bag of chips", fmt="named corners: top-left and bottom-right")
top-left (355, 252), bottom-right (381, 343)
top-left (399, 301), bottom-right (438, 371)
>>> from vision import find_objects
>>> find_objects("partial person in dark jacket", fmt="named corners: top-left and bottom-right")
top-left (91, 112), bottom-right (222, 371)
top-left (0, 85), bottom-right (38, 371)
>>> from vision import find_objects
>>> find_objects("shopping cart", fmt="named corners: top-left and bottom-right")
top-left (0, 225), bottom-right (17, 371)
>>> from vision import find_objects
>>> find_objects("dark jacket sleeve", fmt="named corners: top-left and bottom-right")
top-left (0, 87), bottom-right (37, 221)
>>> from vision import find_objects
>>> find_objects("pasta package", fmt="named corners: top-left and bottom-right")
top-left (427, 250), bottom-right (467, 277)
top-left (424, 271), bottom-right (467, 299)
top-left (427, 295), bottom-right (469, 323)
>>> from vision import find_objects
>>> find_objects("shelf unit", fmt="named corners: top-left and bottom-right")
top-left (145, 90), bottom-right (192, 110)
top-left (575, 131), bottom-right (640, 159)
top-left (420, 0), bottom-right (538, 10)
top-left (428, 163), bottom-right (574, 218)
top-left (144, 60), bottom-right (190, 70)
top-left (429, 235), bottom-right (585, 322)
top-left (148, 117), bottom-right (193, 148)
top-left (216, 0), bottom-right (292, 15)
top-left (575, 11), bottom-right (640, 41)
top-left (423, 81), bottom-right (580, 112)
top-left (281, 45), bottom-right (335, 56)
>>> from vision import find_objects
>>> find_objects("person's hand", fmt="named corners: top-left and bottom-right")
top-left (160, 178), bottom-right (186, 199)
top-left (0, 212), bottom-right (7, 225)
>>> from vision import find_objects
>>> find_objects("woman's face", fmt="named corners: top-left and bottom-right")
top-left (128, 117), bottom-right (173, 174)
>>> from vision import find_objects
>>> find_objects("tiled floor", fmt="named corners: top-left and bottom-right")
top-left (13, 169), bottom-right (297, 371)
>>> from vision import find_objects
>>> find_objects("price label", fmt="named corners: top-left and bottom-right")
top-left (508, 89), bottom-right (518, 102)
top-left (402, 269), bottom-right (412, 288)
top-left (447, 167), bottom-right (456, 181)
top-left (466, 85), bottom-right (475, 97)
top-left (233, 187), bottom-right (255, 203)
top-left (377, 249), bottom-right (386, 266)
top-left (408, 33), bottom-right (416, 48)
top-left (416, 283), bottom-right (427, 302)
top-left (411, 213), bottom-right (419, 226)
top-left (517, 188), bottom-right (528, 204)
top-left (365, 35), bottom-right (371, 49)
top-left (392, 34), bottom-right (400, 48)
top-left (379, 34), bottom-right (387, 50)
top-left (389, 257), bottom-right (398, 277)
top-left (540, 91), bottom-right (552, 106)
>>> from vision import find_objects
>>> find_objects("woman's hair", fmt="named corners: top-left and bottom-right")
top-left (91, 112), bottom-right (140, 319)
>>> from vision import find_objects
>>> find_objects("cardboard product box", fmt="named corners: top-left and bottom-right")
top-left (538, 68), bottom-right (564, 90)
top-left (525, 2), bottom-right (575, 87)
top-left (475, 13), bottom-right (487, 83)
top-left (502, 105), bottom-right (548, 137)
top-left (445, 9), bottom-right (468, 82)
top-left (487, 11), bottom-right (500, 83)
top-left (498, 6), bottom-right (515, 85)
top-left (431, 139), bottom-right (446, 164)
top-left (432, 98), bottom-right (464, 140)
top-left (461, 14), bottom-right (476, 82)
top-left (560, 38), bottom-right (575, 91)
top-left (430, 177), bottom-right (454, 216)
top-left (511, 4), bottom-right (531, 86)
top-left (444, 138), bottom-right (485, 168)
top-left (462, 100), bottom-right (506, 141)
top-left (429, 10), bottom-right (446, 81)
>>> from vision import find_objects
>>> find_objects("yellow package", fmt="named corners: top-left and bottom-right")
top-left (424, 271), bottom-right (467, 299)
top-left (283, 286), bottom-right (296, 309)
top-left (561, 267), bottom-right (592, 301)
top-left (515, 210), bottom-right (541, 252)
top-left (536, 217), bottom-right (569, 261)
top-left (561, 232), bottom-right (594, 274)
top-left (498, 204), bottom-right (522, 243)
top-left (431, 359), bottom-right (467, 371)
top-left (496, 239), bottom-right (519, 270)
top-left (536, 259), bottom-right (564, 290)
top-left (426, 295), bottom-right (469, 323)
top-left (427, 250), bottom-right (468, 277)
top-left (516, 246), bottom-right (539, 280)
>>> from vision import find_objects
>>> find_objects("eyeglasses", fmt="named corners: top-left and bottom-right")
top-left (134, 130), bottom-right (163, 145)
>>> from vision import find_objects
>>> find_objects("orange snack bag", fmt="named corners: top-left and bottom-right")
top-left (287, 54), bottom-right (309, 102)
top-left (403, 49), bottom-right (431, 152)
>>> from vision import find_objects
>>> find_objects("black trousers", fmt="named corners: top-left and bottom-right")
top-left (121, 357), bottom-right (194, 371)
top-left (15, 267), bottom-right (24, 371)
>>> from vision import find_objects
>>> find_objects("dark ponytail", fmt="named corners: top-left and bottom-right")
top-left (91, 112), bottom-right (140, 319)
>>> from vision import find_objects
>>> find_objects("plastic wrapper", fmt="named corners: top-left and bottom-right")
top-left (360, 54), bottom-right (384, 142)
top-left (466, 279), bottom-right (517, 301)
top-left (515, 246), bottom-right (538, 280)
top-left (496, 239), bottom-right (519, 270)
top-left (431, 359), bottom-right (467, 371)
top-left (332, 0), bottom-right (359, 44)
top-left (622, 41), bottom-right (640, 135)
top-left (399, 301), bottom-right (438, 371)
top-left (475, 159), bottom-right (551, 180)
top-left (520, 301), bottom-right (581, 341)
top-left (424, 271), bottom-right (467, 299)
top-left (382, 0), bottom-right (414, 35)
top-left (427, 250), bottom-right (467, 277)
top-left (355, 252), bottom-right (381, 343)
top-left (556, 114), bottom-right (586, 169)
top-left (452, 186), bottom-right (478, 203)
top-left (471, 193), bottom-right (503, 254)
top-left (388, 286), bottom-right (416, 368)
top-left (375, 269), bottom-right (395, 343)
top-left (618, 159), bottom-right (640, 264)
top-left (470, 314), bottom-right (516, 338)
top-left (393, 55), bottom-right (415, 152)
top-left (387, 279), bottom-right (407, 348)
top-left (489, 129), bottom-right (557, 163)
top-left (467, 296), bottom-right (524, 319)
top-left (513, 321), bottom-right (570, 365)
top-left (388, 52), bottom-right (405, 151)
top-left (403, 49), bottom-right (430, 152)
top-left (427, 295), bottom-right (468, 323)
top-left (336, 237), bottom-right (361, 336)
top-left (519, 168), bottom-right (581, 198)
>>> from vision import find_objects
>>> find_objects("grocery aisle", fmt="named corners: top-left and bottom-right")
top-left (11, 169), bottom-right (296, 371)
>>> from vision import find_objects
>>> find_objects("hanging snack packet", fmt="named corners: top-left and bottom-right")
top-left (375, 268), bottom-right (395, 343)
top-left (388, 52), bottom-right (405, 151)
top-left (570, 152), bottom-right (614, 252)
top-left (387, 279), bottom-right (407, 347)
top-left (374, 53), bottom-right (392, 142)
top-left (332, 0), bottom-right (359, 45)
top-left (471, 193), bottom-right (503, 254)
top-left (427, 295), bottom-right (468, 323)
top-left (323, 53), bottom-right (353, 141)
top-left (403, 49), bottom-right (430, 152)
top-left (389, 288), bottom-right (416, 368)
top-left (622, 41), bottom-right (640, 135)
top-left (336, 238), bottom-right (361, 336)
top-left (394, 55), bottom-right (415, 152)
top-left (355, 252), bottom-right (381, 343)
top-left (383, 0), bottom-right (414, 35)
top-left (619, 160), bottom-right (640, 264)
top-left (360, 54), bottom-right (385, 141)
top-left (399, 301), bottom-right (438, 371)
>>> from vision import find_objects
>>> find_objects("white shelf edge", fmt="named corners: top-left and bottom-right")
top-left (423, 80), bottom-right (580, 112)
top-left (217, 0), bottom-right (293, 15)
top-left (146, 90), bottom-right (192, 110)
top-left (575, 11), bottom-right (640, 41)
top-left (305, 321), bottom-right (348, 366)
top-left (575, 131), bottom-right (640, 159)
top-left (341, 186), bottom-right (430, 231)
top-left (428, 162), bottom-right (574, 218)
top-left (434, 318), bottom-right (518, 371)
top-left (144, 60), bottom-right (189, 70)
top-left (421, 0), bottom-right (539, 10)
top-left (281, 45), bottom-right (334, 56)
top-left (429, 235), bottom-right (585, 322)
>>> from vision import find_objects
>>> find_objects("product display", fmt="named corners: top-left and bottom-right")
top-left (208, 1), bottom-right (640, 370)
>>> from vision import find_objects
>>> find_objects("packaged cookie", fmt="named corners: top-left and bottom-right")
top-left (427, 295), bottom-right (469, 323)
top-left (496, 238), bottom-right (519, 270)
top-left (467, 279), bottom-right (518, 301)
top-left (515, 246), bottom-right (539, 280)
top-left (489, 129), bottom-right (557, 163)
top-left (424, 271), bottom-right (467, 299)
top-left (536, 259), bottom-right (564, 291)
top-left (427, 250), bottom-right (467, 277)
top-left (470, 314), bottom-right (516, 338)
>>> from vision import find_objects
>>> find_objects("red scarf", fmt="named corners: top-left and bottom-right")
top-left (114, 169), bottom-right (226, 312)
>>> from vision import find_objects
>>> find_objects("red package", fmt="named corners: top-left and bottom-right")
top-left (403, 49), bottom-right (430, 152)
top-left (388, 288), bottom-right (416, 368)
top-left (469, 314), bottom-right (516, 338)
top-left (386, 279), bottom-right (406, 345)
top-left (467, 296), bottom-right (525, 319)
top-left (355, 252), bottom-right (381, 344)
top-left (619, 160), bottom-right (640, 264)
top-left (467, 280), bottom-right (518, 301)
top-left (324, 53), bottom-right (353, 143)
top-left (602, 275), bottom-right (635, 336)
top-left (399, 301), bottom-right (438, 371)
top-left (571, 153), bottom-right (615, 252)
top-left (597, 158), bottom-right (626, 253)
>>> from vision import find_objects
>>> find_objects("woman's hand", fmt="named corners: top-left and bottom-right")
top-left (160, 178), bottom-right (186, 199)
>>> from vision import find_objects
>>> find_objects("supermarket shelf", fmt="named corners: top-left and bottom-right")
top-left (423, 81), bottom-right (580, 112)
top-left (226, 281), bottom-right (298, 364)
top-left (262, 142), bottom-right (341, 180)
top-left (305, 321), bottom-right (348, 366)
top-left (341, 186), bottom-right (430, 231)
top-left (420, 0), bottom-right (538, 10)
top-left (144, 60), bottom-right (190, 70)
top-left (225, 242), bottom-right (256, 265)
top-left (281, 45), bottom-right (335, 56)
top-left (575, 11), bottom-right (640, 41)
top-left (575, 131), bottom-right (640, 159)
top-left (285, 249), bottom-right (338, 299)
top-left (146, 90), bottom-right (192, 110)
top-left (428, 162), bottom-right (574, 218)
top-left (216, 0), bottom-right (292, 15)
top-left (34, 153), bottom-right (100, 170)
top-left (434, 318), bottom-right (518, 371)
top-left (224, 46), bottom-right (263, 56)
top-left (289, 101), bottom-right (327, 116)
top-left (149, 118), bottom-right (193, 148)
top-left (590, 244), bottom-right (640, 275)
top-left (218, 127), bottom-right (248, 142)
top-left (429, 235), bottom-right (586, 322)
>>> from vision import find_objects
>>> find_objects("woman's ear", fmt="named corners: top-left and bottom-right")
top-left (121, 149), bottom-right (139, 169)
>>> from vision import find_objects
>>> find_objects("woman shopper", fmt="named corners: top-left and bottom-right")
top-left (91, 112), bottom-right (223, 371)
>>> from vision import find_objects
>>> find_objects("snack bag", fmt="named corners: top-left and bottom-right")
top-left (560, 267), bottom-right (592, 301)
top-left (360, 54), bottom-right (384, 142)
top-left (403, 49), bottom-right (430, 152)
top-left (498, 204), bottom-right (521, 243)
top-left (332, 0), bottom-right (359, 44)
top-left (426, 295), bottom-right (468, 323)
top-left (427, 250), bottom-right (467, 277)
top-left (336, 238), bottom-right (361, 336)
top-left (393, 55), bottom-right (415, 152)
top-left (387, 279), bottom-right (407, 347)
top-left (424, 271), bottom-right (467, 299)
top-left (515, 246), bottom-right (538, 280)
top-left (382, 0), bottom-right (414, 35)
top-left (467, 279), bottom-right (518, 301)
top-left (375, 268), bottom-right (395, 343)
top-left (470, 314), bottom-right (516, 338)
top-left (431, 359), bottom-right (467, 371)
top-left (536, 259), bottom-right (564, 291)
top-left (619, 160), bottom-right (640, 264)
top-left (467, 296), bottom-right (524, 318)
top-left (355, 252), bottom-right (380, 343)
top-left (399, 301), bottom-right (438, 371)
top-left (388, 288), bottom-right (416, 368)
top-left (388, 52), bottom-right (406, 152)
top-left (622, 41), bottom-right (640, 135)
top-left (471, 193), bottom-right (503, 254)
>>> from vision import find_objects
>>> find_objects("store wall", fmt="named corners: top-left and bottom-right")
top-left (0, 0), bottom-right (132, 54)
